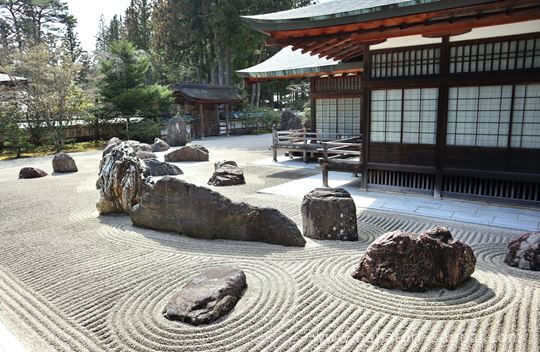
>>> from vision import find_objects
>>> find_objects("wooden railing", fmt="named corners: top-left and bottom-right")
top-left (319, 137), bottom-right (363, 187)
top-left (271, 126), bottom-right (360, 163)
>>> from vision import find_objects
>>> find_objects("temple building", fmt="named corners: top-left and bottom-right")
top-left (239, 0), bottom-right (540, 206)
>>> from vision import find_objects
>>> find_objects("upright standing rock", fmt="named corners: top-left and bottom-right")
top-left (167, 116), bottom-right (190, 147)
top-left (52, 153), bottom-right (78, 173)
top-left (504, 232), bottom-right (540, 271)
top-left (96, 143), bottom-right (145, 215)
top-left (280, 110), bottom-right (302, 130)
top-left (301, 188), bottom-right (358, 241)
top-left (162, 267), bottom-right (247, 325)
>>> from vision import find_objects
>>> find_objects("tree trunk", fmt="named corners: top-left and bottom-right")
top-left (225, 47), bottom-right (232, 86)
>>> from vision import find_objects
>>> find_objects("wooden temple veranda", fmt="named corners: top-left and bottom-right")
top-left (238, 0), bottom-right (540, 207)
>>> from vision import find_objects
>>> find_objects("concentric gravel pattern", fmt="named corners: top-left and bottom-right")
top-left (1, 143), bottom-right (539, 351)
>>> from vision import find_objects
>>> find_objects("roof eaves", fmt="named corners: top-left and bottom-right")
top-left (242, 0), bottom-right (498, 32)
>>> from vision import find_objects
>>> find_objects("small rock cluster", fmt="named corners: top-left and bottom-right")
top-left (19, 152), bottom-right (78, 179)
top-left (504, 232), bottom-right (540, 271)
top-left (208, 160), bottom-right (245, 186)
top-left (96, 138), bottom-right (183, 215)
top-left (352, 227), bottom-right (476, 292)
top-left (163, 266), bottom-right (246, 325)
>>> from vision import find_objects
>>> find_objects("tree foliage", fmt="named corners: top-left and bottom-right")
top-left (97, 40), bottom-right (172, 138)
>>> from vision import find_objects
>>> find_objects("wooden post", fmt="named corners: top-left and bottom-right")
top-left (302, 127), bottom-right (308, 163)
top-left (272, 125), bottom-right (278, 162)
top-left (199, 103), bottom-right (205, 139)
top-left (322, 142), bottom-right (329, 187)
top-left (216, 103), bottom-right (220, 135)
top-left (434, 36), bottom-right (450, 199)
top-left (225, 103), bottom-right (230, 136)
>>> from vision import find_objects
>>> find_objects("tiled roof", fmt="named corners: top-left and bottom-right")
top-left (243, 0), bottom-right (497, 32)
top-left (172, 83), bottom-right (244, 103)
top-left (237, 46), bottom-right (362, 80)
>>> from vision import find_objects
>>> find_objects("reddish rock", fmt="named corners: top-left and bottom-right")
top-left (165, 145), bottom-right (209, 162)
top-left (352, 226), bottom-right (476, 291)
top-left (504, 232), bottom-right (540, 271)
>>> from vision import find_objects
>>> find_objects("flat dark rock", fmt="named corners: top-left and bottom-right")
top-left (163, 266), bottom-right (247, 325)
top-left (19, 167), bottom-right (47, 179)
top-left (301, 188), bottom-right (357, 241)
top-left (130, 177), bottom-right (305, 247)
top-left (52, 153), bottom-right (78, 173)
top-left (152, 138), bottom-right (170, 152)
top-left (352, 227), bottom-right (476, 291)
top-left (142, 159), bottom-right (183, 177)
top-left (504, 232), bottom-right (540, 271)
top-left (165, 145), bottom-right (209, 162)
top-left (208, 165), bottom-right (245, 186)
top-left (136, 151), bottom-right (157, 160)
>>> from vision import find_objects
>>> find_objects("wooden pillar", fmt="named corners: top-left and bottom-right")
top-left (360, 49), bottom-right (371, 191)
top-left (225, 103), bottom-right (230, 136)
top-left (434, 36), bottom-right (450, 199)
top-left (199, 103), bottom-right (205, 139)
top-left (216, 103), bottom-right (219, 135)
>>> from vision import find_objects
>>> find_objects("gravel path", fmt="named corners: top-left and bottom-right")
top-left (0, 134), bottom-right (538, 352)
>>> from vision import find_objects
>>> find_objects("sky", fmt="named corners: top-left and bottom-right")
top-left (66, 0), bottom-right (131, 52)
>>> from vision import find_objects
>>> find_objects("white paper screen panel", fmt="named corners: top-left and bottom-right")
top-left (447, 86), bottom-right (512, 147)
top-left (370, 88), bottom-right (438, 144)
top-left (316, 98), bottom-right (361, 138)
top-left (511, 83), bottom-right (540, 149)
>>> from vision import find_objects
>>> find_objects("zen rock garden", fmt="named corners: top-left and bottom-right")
top-left (90, 137), bottom-right (539, 328)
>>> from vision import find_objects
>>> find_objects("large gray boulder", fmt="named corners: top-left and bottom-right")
top-left (19, 167), bottom-right (47, 179)
top-left (167, 116), bottom-right (190, 147)
top-left (301, 188), bottom-right (358, 241)
top-left (504, 232), bottom-right (540, 271)
top-left (52, 152), bottom-right (78, 173)
top-left (352, 227), bottom-right (476, 291)
top-left (130, 177), bottom-right (306, 247)
top-left (165, 145), bottom-right (209, 162)
top-left (162, 266), bottom-right (247, 325)
top-left (142, 159), bottom-right (183, 177)
top-left (96, 142), bottom-right (146, 215)
top-left (152, 138), bottom-right (170, 152)
top-left (280, 110), bottom-right (302, 130)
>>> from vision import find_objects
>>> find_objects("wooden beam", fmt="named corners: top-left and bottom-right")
top-left (269, 0), bottom-right (538, 40)
top-left (350, 8), bottom-right (540, 43)
top-left (199, 103), bottom-right (205, 139)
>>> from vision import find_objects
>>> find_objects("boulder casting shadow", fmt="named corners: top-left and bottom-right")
top-left (130, 177), bottom-right (306, 247)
